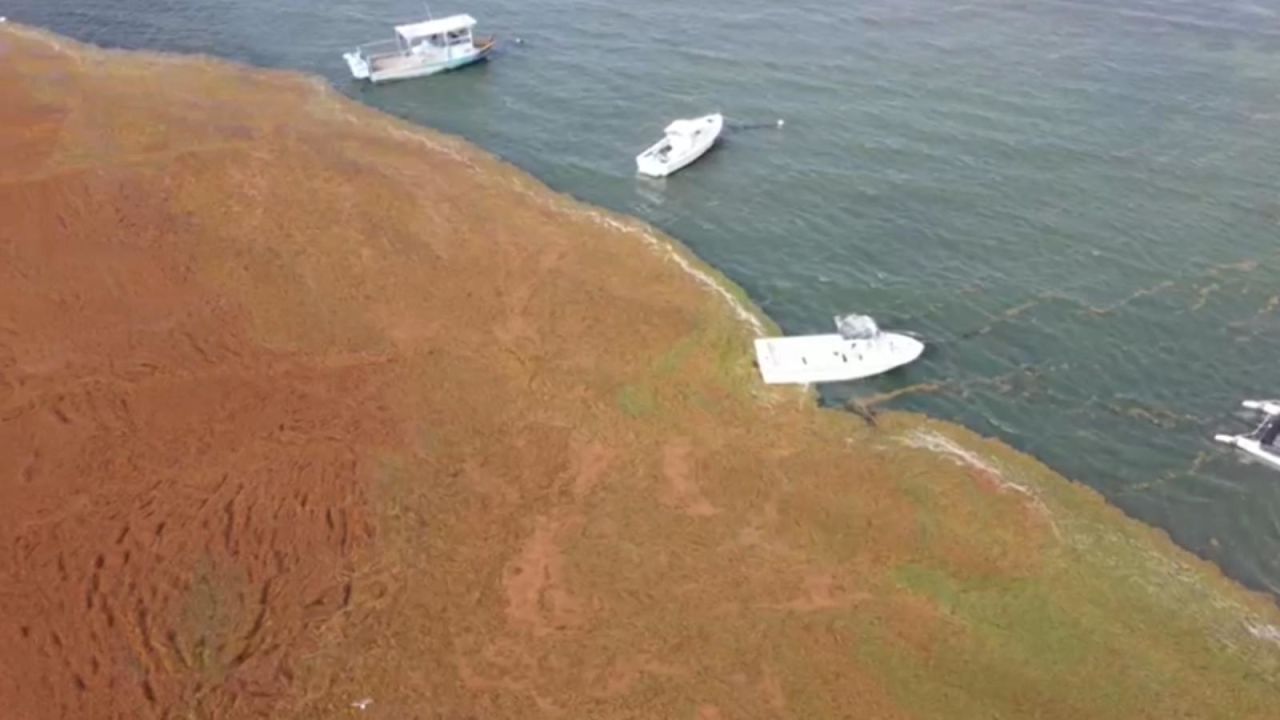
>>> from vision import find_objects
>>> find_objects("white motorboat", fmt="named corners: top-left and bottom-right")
top-left (1213, 399), bottom-right (1280, 470)
top-left (635, 113), bottom-right (724, 178)
top-left (753, 314), bottom-right (925, 385)
top-left (1241, 399), bottom-right (1280, 416)
top-left (343, 13), bottom-right (495, 84)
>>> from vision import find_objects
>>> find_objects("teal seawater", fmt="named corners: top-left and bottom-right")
top-left (11, 0), bottom-right (1280, 595)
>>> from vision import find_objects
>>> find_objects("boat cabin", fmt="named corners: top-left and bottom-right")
top-left (393, 14), bottom-right (478, 56)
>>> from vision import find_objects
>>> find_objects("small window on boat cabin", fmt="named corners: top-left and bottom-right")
top-left (446, 29), bottom-right (470, 45)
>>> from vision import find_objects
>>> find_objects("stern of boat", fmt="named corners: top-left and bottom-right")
top-left (474, 35), bottom-right (497, 56)
top-left (343, 50), bottom-right (371, 80)
top-left (636, 152), bottom-right (671, 178)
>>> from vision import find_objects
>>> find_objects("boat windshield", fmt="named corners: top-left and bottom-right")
top-left (835, 314), bottom-right (879, 340)
top-left (667, 133), bottom-right (694, 153)
top-left (664, 119), bottom-right (702, 137)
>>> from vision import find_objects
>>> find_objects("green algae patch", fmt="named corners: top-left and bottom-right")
top-left (618, 384), bottom-right (657, 418)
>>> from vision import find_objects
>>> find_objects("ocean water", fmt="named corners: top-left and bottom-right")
top-left (9, 0), bottom-right (1280, 596)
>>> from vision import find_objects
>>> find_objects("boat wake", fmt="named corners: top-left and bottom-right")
top-left (725, 118), bottom-right (785, 132)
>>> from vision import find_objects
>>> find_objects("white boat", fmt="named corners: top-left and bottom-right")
top-left (753, 315), bottom-right (925, 385)
top-left (343, 14), bottom-right (495, 84)
top-left (1213, 399), bottom-right (1280, 470)
top-left (636, 113), bottom-right (724, 178)
top-left (1242, 399), bottom-right (1280, 416)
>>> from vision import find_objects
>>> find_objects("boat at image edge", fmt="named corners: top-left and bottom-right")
top-left (1214, 399), bottom-right (1280, 471)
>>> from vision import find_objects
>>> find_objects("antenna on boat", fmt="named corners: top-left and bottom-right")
top-left (423, 2), bottom-right (434, 19)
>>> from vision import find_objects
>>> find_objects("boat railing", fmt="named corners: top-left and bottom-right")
top-left (353, 38), bottom-right (403, 60)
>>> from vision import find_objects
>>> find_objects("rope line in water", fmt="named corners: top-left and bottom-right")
top-left (725, 118), bottom-right (785, 132)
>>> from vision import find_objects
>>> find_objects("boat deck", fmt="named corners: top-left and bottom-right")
top-left (753, 333), bottom-right (923, 385)
top-left (370, 54), bottom-right (425, 74)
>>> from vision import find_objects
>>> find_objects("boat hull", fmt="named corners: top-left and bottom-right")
top-left (753, 332), bottom-right (925, 385)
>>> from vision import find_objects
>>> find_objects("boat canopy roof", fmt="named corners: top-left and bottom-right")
top-left (395, 14), bottom-right (476, 40)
